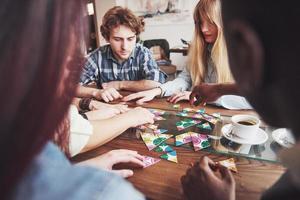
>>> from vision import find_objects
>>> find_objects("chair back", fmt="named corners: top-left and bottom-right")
top-left (143, 39), bottom-right (170, 59)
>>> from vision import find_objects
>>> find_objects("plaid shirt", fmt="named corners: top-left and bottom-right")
top-left (80, 43), bottom-right (167, 87)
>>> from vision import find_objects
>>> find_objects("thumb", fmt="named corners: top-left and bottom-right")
top-left (219, 165), bottom-right (235, 184)
top-left (111, 169), bottom-right (134, 178)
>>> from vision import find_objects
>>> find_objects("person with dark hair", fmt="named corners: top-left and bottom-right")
top-left (0, 1), bottom-right (146, 199)
top-left (77, 6), bottom-right (167, 102)
top-left (181, 0), bottom-right (300, 200)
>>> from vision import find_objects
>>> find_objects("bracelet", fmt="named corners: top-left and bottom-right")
top-left (79, 113), bottom-right (88, 120)
top-left (79, 98), bottom-right (92, 111)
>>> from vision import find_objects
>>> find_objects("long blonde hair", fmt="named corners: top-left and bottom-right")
top-left (188, 0), bottom-right (233, 86)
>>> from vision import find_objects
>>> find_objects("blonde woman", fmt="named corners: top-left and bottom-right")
top-left (123, 0), bottom-right (234, 104)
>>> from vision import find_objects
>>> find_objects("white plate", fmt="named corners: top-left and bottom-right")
top-left (222, 124), bottom-right (268, 145)
top-left (272, 128), bottom-right (295, 148)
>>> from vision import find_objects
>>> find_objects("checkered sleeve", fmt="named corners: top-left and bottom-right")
top-left (141, 48), bottom-right (167, 84)
top-left (79, 52), bottom-right (99, 85)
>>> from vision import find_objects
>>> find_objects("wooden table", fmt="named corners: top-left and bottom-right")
top-left (72, 98), bottom-right (285, 200)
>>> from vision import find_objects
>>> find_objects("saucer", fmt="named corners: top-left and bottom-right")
top-left (222, 124), bottom-right (268, 145)
top-left (272, 128), bottom-right (295, 148)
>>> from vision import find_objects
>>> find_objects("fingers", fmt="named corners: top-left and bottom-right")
top-left (110, 89), bottom-right (123, 99)
top-left (101, 91), bottom-right (114, 102)
top-left (109, 152), bottom-right (145, 169)
top-left (136, 96), bottom-right (153, 105)
top-left (111, 169), bottom-right (134, 178)
top-left (101, 88), bottom-right (122, 102)
top-left (111, 108), bottom-right (121, 115)
top-left (122, 93), bottom-right (143, 102)
top-left (173, 96), bottom-right (188, 103)
top-left (189, 91), bottom-right (197, 106)
top-left (196, 156), bottom-right (216, 178)
top-left (108, 149), bottom-right (144, 161)
top-left (117, 105), bottom-right (129, 113)
top-left (167, 92), bottom-right (183, 103)
top-left (219, 165), bottom-right (235, 184)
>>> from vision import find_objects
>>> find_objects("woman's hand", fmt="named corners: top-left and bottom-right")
top-left (90, 100), bottom-right (129, 113)
top-left (123, 107), bottom-right (155, 127)
top-left (181, 156), bottom-right (236, 200)
top-left (85, 108), bottom-right (120, 120)
top-left (167, 91), bottom-right (191, 103)
top-left (78, 149), bottom-right (145, 178)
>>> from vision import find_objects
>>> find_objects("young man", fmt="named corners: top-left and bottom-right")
top-left (77, 6), bottom-right (167, 102)
top-left (182, 1), bottom-right (300, 200)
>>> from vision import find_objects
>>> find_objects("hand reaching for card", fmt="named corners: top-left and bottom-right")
top-left (78, 149), bottom-right (145, 178)
top-left (93, 88), bottom-right (123, 102)
top-left (167, 91), bottom-right (191, 103)
top-left (123, 107), bottom-right (155, 127)
top-left (181, 156), bottom-right (236, 200)
top-left (89, 100), bottom-right (129, 112)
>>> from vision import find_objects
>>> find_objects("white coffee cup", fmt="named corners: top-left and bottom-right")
top-left (231, 114), bottom-right (260, 140)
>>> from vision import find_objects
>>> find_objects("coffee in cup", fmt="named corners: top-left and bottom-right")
top-left (231, 114), bottom-right (260, 140)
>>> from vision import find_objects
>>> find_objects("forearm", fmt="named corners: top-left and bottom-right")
top-left (218, 83), bottom-right (240, 96)
top-left (120, 80), bottom-right (161, 92)
top-left (76, 85), bottom-right (100, 99)
top-left (80, 113), bottom-right (133, 153)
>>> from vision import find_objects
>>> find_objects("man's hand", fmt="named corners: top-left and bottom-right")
top-left (78, 149), bottom-right (145, 178)
top-left (190, 84), bottom-right (223, 106)
top-left (93, 88), bottom-right (123, 102)
top-left (167, 91), bottom-right (191, 104)
top-left (122, 88), bottom-right (161, 105)
top-left (181, 156), bottom-right (236, 200)
top-left (102, 81), bottom-right (121, 90)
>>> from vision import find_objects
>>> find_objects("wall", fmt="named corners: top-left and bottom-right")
top-left (94, 0), bottom-right (197, 70)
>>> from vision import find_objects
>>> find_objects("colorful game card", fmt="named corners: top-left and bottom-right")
top-left (138, 124), bottom-right (158, 130)
top-left (142, 156), bottom-right (161, 168)
top-left (160, 150), bottom-right (178, 163)
top-left (212, 112), bottom-right (221, 119)
top-left (148, 108), bottom-right (165, 116)
top-left (176, 112), bottom-right (189, 117)
top-left (190, 132), bottom-right (210, 151)
top-left (140, 132), bottom-right (173, 151)
top-left (173, 104), bottom-right (180, 109)
top-left (191, 113), bottom-right (204, 119)
top-left (217, 158), bottom-right (238, 173)
top-left (176, 118), bottom-right (201, 131)
top-left (197, 122), bottom-right (212, 131)
top-left (154, 142), bottom-right (174, 153)
top-left (201, 113), bottom-right (218, 124)
top-left (153, 129), bottom-right (168, 135)
top-left (183, 108), bottom-right (205, 114)
top-left (175, 132), bottom-right (192, 146)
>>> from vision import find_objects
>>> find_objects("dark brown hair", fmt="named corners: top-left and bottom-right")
top-left (0, 0), bottom-right (87, 198)
top-left (100, 6), bottom-right (145, 40)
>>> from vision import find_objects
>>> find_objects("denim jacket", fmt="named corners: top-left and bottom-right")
top-left (11, 142), bottom-right (145, 200)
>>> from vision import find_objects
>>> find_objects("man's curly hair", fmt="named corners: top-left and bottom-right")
top-left (100, 6), bottom-right (145, 40)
